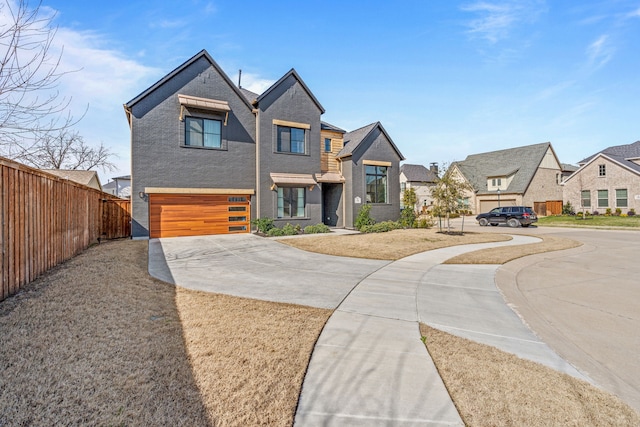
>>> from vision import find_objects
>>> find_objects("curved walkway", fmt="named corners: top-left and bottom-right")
top-left (294, 235), bottom-right (588, 426)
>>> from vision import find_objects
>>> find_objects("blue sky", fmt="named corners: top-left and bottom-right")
top-left (20, 0), bottom-right (640, 182)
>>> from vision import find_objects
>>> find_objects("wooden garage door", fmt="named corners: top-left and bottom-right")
top-left (149, 194), bottom-right (250, 238)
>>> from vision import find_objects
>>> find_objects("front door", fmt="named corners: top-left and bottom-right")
top-left (322, 184), bottom-right (342, 227)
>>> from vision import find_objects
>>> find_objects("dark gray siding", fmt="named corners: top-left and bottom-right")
top-left (347, 127), bottom-right (402, 226)
top-left (130, 57), bottom-right (256, 238)
top-left (257, 75), bottom-right (323, 227)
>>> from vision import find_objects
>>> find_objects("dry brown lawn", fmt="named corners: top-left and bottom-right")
top-left (280, 228), bottom-right (512, 260)
top-left (421, 324), bottom-right (640, 426)
top-left (0, 240), bottom-right (329, 426)
top-left (444, 234), bottom-right (582, 264)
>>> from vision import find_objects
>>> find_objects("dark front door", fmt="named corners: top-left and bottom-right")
top-left (322, 184), bottom-right (342, 227)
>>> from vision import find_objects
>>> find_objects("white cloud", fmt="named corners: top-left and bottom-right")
top-left (627, 7), bottom-right (640, 18)
top-left (461, 0), bottom-right (547, 43)
top-left (233, 71), bottom-right (275, 95)
top-left (586, 34), bottom-right (614, 68)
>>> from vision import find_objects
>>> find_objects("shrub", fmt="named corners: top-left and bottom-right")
top-left (416, 217), bottom-right (435, 228)
top-left (281, 223), bottom-right (299, 236)
top-left (251, 217), bottom-right (274, 233)
top-left (562, 202), bottom-right (575, 215)
top-left (400, 206), bottom-right (417, 228)
top-left (629, 209), bottom-right (636, 216)
top-left (605, 208), bottom-right (612, 216)
top-left (448, 212), bottom-right (460, 219)
top-left (615, 208), bottom-right (622, 216)
top-left (592, 210), bottom-right (599, 216)
top-left (304, 223), bottom-right (331, 234)
top-left (360, 221), bottom-right (402, 233)
top-left (355, 204), bottom-right (375, 231)
top-left (266, 227), bottom-right (285, 237)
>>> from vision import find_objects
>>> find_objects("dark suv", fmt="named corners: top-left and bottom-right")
top-left (476, 206), bottom-right (537, 228)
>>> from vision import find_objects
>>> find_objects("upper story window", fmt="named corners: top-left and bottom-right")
top-left (366, 165), bottom-right (388, 204)
top-left (492, 178), bottom-right (502, 187)
top-left (598, 164), bottom-right (606, 177)
top-left (185, 117), bottom-right (222, 148)
top-left (277, 126), bottom-right (306, 154)
top-left (324, 138), bottom-right (332, 152)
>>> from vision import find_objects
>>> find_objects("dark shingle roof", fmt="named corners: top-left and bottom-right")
top-left (453, 142), bottom-right (555, 195)
top-left (321, 121), bottom-right (346, 133)
top-left (400, 164), bottom-right (437, 183)
top-left (239, 88), bottom-right (259, 104)
top-left (561, 163), bottom-right (578, 173)
top-left (337, 123), bottom-right (378, 158)
top-left (578, 141), bottom-right (640, 174)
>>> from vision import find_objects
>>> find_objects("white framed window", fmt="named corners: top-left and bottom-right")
top-left (598, 164), bottom-right (606, 177)
top-left (597, 189), bottom-right (608, 208)
top-left (581, 190), bottom-right (591, 208)
top-left (616, 189), bottom-right (628, 208)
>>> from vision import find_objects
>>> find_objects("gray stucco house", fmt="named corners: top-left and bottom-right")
top-left (124, 49), bottom-right (404, 238)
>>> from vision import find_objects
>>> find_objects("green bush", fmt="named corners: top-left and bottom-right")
top-left (360, 221), bottom-right (402, 233)
top-left (251, 217), bottom-right (274, 233)
top-left (400, 206), bottom-right (416, 228)
top-left (355, 204), bottom-right (375, 231)
top-left (304, 223), bottom-right (331, 234)
top-left (562, 202), bottom-right (575, 215)
top-left (605, 208), bottom-right (612, 216)
top-left (417, 217), bottom-right (435, 228)
top-left (266, 227), bottom-right (285, 237)
top-left (629, 209), bottom-right (636, 216)
top-left (281, 223), bottom-right (299, 236)
top-left (614, 208), bottom-right (622, 216)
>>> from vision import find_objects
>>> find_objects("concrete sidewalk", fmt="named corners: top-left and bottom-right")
top-left (294, 235), bottom-right (589, 426)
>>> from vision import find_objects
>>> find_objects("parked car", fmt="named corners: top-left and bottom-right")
top-left (476, 206), bottom-right (537, 227)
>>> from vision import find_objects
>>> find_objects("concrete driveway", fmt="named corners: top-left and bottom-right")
top-left (148, 233), bottom-right (388, 309)
top-left (458, 218), bottom-right (640, 412)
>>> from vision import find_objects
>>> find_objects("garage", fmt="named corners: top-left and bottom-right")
top-left (479, 199), bottom-right (517, 213)
top-left (148, 192), bottom-right (251, 238)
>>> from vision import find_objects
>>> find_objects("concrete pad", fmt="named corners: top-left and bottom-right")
top-left (148, 234), bottom-right (388, 309)
top-left (294, 311), bottom-right (463, 427)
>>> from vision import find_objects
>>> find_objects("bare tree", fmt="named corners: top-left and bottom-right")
top-left (14, 128), bottom-right (116, 171)
top-left (431, 163), bottom-right (474, 233)
top-left (0, 0), bottom-right (80, 154)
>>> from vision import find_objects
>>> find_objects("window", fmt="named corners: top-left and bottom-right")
top-left (616, 189), bottom-right (628, 208)
top-left (277, 126), bottom-right (306, 154)
top-left (277, 187), bottom-right (305, 218)
top-left (581, 190), bottom-right (591, 208)
top-left (366, 165), bottom-right (388, 203)
top-left (597, 190), bottom-right (608, 208)
top-left (324, 138), bottom-right (332, 152)
top-left (598, 164), bottom-right (606, 177)
top-left (185, 117), bottom-right (221, 148)
top-left (492, 178), bottom-right (502, 187)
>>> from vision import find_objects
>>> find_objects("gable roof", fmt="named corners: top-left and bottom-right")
top-left (337, 122), bottom-right (405, 160)
top-left (42, 169), bottom-right (102, 191)
top-left (453, 142), bottom-right (557, 195)
top-left (256, 68), bottom-right (325, 114)
top-left (400, 164), bottom-right (437, 183)
top-left (321, 121), bottom-right (346, 133)
top-left (124, 49), bottom-right (254, 112)
top-left (239, 87), bottom-right (260, 104)
top-left (565, 141), bottom-right (640, 183)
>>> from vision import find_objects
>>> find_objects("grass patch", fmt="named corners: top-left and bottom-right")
top-left (421, 324), bottom-right (640, 426)
top-left (538, 214), bottom-right (640, 228)
top-left (280, 228), bottom-right (511, 260)
top-left (444, 235), bottom-right (582, 264)
top-left (0, 240), bottom-right (329, 426)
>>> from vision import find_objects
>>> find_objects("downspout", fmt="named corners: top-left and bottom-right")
top-left (253, 108), bottom-right (260, 221)
top-left (339, 158), bottom-right (346, 228)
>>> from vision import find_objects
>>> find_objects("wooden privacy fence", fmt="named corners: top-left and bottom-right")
top-left (1, 157), bottom-right (131, 302)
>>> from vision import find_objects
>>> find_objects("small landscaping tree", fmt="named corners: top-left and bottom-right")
top-left (355, 204), bottom-right (375, 231)
top-left (400, 188), bottom-right (418, 228)
top-left (431, 165), bottom-right (473, 233)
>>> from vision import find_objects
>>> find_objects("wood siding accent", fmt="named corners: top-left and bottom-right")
top-left (149, 194), bottom-right (250, 238)
top-left (320, 129), bottom-right (344, 173)
top-left (1, 157), bottom-right (131, 302)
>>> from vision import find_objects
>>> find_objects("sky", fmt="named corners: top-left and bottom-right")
top-left (7, 0), bottom-right (640, 183)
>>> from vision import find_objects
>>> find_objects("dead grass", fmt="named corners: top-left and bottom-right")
top-left (0, 240), bottom-right (330, 426)
top-left (420, 324), bottom-right (640, 427)
top-left (444, 235), bottom-right (582, 264)
top-left (280, 228), bottom-right (512, 260)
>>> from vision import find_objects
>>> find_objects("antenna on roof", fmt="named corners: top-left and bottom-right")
top-left (238, 69), bottom-right (242, 88)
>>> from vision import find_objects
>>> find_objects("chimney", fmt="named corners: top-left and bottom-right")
top-left (238, 69), bottom-right (242, 88)
top-left (429, 162), bottom-right (439, 175)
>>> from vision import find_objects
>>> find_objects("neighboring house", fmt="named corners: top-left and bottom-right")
top-left (102, 175), bottom-right (131, 198)
top-left (449, 142), bottom-right (564, 215)
top-left (399, 163), bottom-right (439, 212)
top-left (560, 163), bottom-right (578, 182)
top-left (563, 140), bottom-right (640, 214)
top-left (42, 169), bottom-right (102, 192)
top-left (124, 49), bottom-right (404, 238)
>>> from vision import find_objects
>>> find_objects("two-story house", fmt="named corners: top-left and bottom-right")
top-left (124, 50), bottom-right (404, 238)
